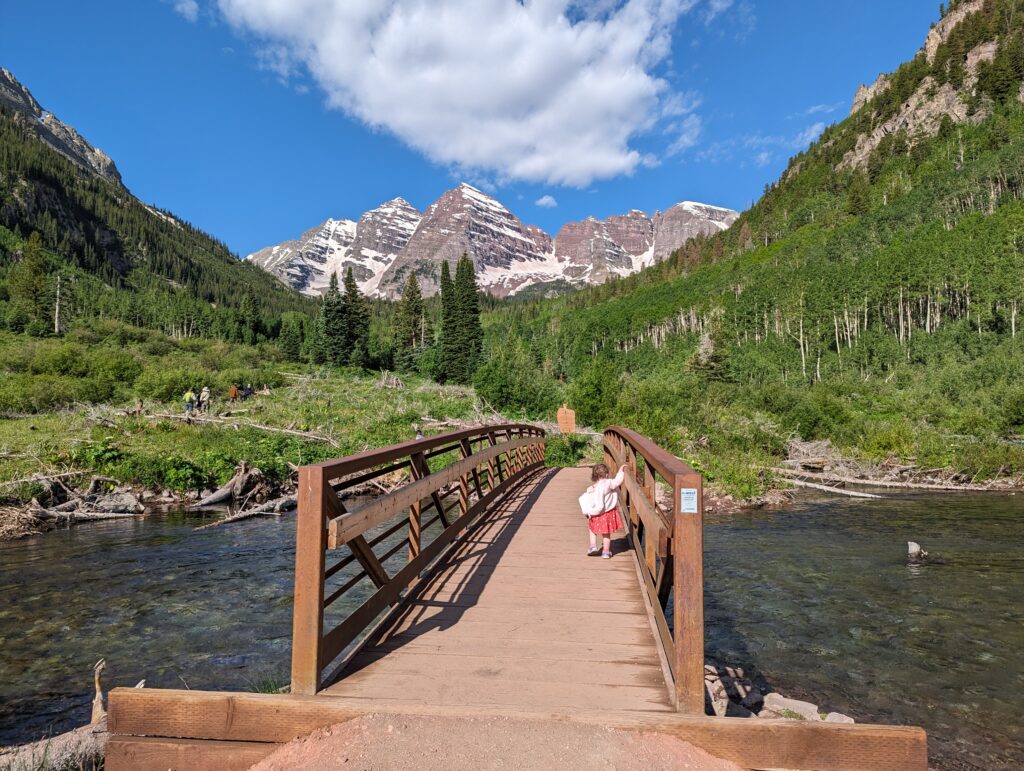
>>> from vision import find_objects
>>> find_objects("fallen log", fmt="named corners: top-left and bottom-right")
top-left (773, 467), bottom-right (1007, 492)
top-left (32, 508), bottom-right (139, 522)
top-left (191, 461), bottom-right (266, 509)
top-left (0, 470), bottom-right (89, 489)
top-left (193, 495), bottom-right (297, 531)
top-left (781, 478), bottom-right (885, 499)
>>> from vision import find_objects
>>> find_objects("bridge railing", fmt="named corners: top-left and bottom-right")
top-left (290, 423), bottom-right (546, 695)
top-left (603, 426), bottom-right (704, 714)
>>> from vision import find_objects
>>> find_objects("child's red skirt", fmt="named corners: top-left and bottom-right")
top-left (588, 507), bottom-right (623, 536)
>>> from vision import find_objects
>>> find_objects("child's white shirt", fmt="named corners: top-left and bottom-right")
top-left (589, 468), bottom-right (625, 513)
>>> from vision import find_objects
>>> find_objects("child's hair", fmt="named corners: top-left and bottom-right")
top-left (591, 462), bottom-right (610, 482)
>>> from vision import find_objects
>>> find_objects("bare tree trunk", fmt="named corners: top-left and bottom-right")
top-left (54, 274), bottom-right (62, 335)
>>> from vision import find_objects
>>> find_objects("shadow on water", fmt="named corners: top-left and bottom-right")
top-left (702, 491), bottom-right (1024, 770)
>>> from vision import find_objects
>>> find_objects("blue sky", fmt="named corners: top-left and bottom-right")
top-left (4, 1), bottom-right (938, 257)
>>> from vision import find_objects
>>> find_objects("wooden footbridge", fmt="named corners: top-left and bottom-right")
top-left (106, 425), bottom-right (927, 769)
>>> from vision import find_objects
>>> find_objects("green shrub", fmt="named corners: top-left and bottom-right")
top-left (473, 341), bottom-right (561, 417)
top-left (134, 366), bottom-right (206, 402)
top-left (544, 434), bottom-right (593, 468)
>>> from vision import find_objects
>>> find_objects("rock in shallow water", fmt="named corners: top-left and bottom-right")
top-left (762, 693), bottom-right (822, 721)
top-left (825, 712), bottom-right (855, 724)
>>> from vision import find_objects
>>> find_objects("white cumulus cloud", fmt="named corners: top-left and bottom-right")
top-left (535, 194), bottom-right (559, 208)
top-left (216, 0), bottom-right (720, 186)
top-left (174, 0), bottom-right (200, 23)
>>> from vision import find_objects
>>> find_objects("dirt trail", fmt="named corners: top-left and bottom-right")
top-left (250, 713), bottom-right (741, 770)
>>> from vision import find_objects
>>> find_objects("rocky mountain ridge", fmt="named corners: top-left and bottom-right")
top-left (0, 68), bottom-right (122, 185)
top-left (842, 0), bottom-right (1019, 169)
top-left (247, 184), bottom-right (737, 298)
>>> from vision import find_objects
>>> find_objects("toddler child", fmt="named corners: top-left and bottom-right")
top-left (584, 463), bottom-right (626, 559)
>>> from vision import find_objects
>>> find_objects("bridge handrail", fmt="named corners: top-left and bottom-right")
top-left (603, 426), bottom-right (705, 714)
top-left (291, 423), bottom-right (546, 695)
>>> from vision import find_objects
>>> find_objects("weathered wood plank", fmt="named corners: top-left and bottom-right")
top-left (106, 735), bottom-right (276, 771)
top-left (107, 689), bottom-right (928, 771)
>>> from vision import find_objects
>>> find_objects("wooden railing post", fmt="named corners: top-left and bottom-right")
top-left (672, 468), bottom-right (705, 714)
top-left (291, 466), bottom-right (327, 695)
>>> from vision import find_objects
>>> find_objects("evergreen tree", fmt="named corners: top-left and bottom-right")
top-left (395, 272), bottom-right (424, 372)
top-left (450, 255), bottom-right (483, 384)
top-left (847, 172), bottom-right (871, 216)
top-left (437, 260), bottom-right (456, 382)
top-left (320, 271), bottom-right (349, 366)
top-left (238, 291), bottom-right (258, 344)
top-left (342, 267), bottom-right (369, 367)
top-left (278, 312), bottom-right (304, 360)
top-left (6, 232), bottom-right (51, 333)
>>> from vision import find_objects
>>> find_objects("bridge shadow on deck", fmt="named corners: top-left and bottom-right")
top-left (335, 467), bottom-right (559, 677)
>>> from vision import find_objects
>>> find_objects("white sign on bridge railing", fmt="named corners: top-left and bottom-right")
top-left (681, 488), bottom-right (699, 514)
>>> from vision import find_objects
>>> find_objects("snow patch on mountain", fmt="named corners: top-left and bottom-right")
top-left (247, 184), bottom-right (738, 298)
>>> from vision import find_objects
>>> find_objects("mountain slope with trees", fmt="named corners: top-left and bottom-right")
top-left (0, 96), bottom-right (315, 343)
top-left (480, 0), bottom-right (1024, 496)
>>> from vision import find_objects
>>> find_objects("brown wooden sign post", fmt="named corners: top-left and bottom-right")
top-left (556, 403), bottom-right (576, 434)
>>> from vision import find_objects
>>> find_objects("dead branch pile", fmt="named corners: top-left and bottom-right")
top-left (1, 473), bottom-right (146, 541)
top-left (0, 506), bottom-right (44, 540)
top-left (152, 413), bottom-right (340, 448)
top-left (779, 438), bottom-right (1018, 491)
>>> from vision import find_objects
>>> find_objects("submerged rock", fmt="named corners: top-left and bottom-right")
top-left (762, 693), bottom-right (822, 721)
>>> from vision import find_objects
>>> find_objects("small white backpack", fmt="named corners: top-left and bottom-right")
top-left (578, 485), bottom-right (604, 518)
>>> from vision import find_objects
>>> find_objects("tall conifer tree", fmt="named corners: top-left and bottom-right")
top-left (437, 260), bottom-right (456, 382)
top-left (450, 255), bottom-right (483, 384)
top-left (395, 272), bottom-right (423, 372)
top-left (342, 267), bottom-right (369, 367)
top-left (321, 271), bottom-right (349, 366)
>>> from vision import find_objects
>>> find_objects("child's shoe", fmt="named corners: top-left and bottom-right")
top-left (601, 550), bottom-right (612, 559)
top-left (587, 546), bottom-right (601, 557)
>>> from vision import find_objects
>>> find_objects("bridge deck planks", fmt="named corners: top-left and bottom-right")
top-left (320, 467), bottom-right (675, 714)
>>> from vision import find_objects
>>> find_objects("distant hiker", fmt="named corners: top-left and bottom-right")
top-left (243, 383), bottom-right (254, 400)
top-left (199, 386), bottom-right (211, 414)
top-left (578, 463), bottom-right (626, 559)
top-left (227, 383), bottom-right (240, 403)
top-left (184, 388), bottom-right (196, 415)
top-left (134, 399), bottom-right (144, 417)
top-left (258, 383), bottom-right (271, 396)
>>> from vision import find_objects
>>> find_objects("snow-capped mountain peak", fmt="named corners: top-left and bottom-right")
top-left (246, 185), bottom-right (738, 298)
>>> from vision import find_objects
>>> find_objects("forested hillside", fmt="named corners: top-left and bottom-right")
top-left (480, 0), bottom-right (1024, 495)
top-left (0, 108), bottom-right (315, 341)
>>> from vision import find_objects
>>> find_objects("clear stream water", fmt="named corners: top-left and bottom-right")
top-left (1, 494), bottom-right (1021, 769)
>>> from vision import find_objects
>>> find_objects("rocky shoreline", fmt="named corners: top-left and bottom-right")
top-left (704, 657), bottom-right (855, 724)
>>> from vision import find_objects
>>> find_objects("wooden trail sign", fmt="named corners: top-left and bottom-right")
top-left (557, 404), bottom-right (576, 434)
